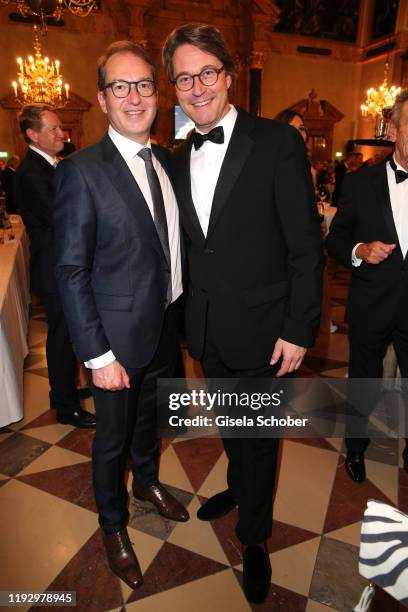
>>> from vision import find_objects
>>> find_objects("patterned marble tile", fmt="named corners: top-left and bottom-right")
top-left (23, 423), bottom-right (77, 445)
top-left (126, 542), bottom-right (229, 603)
top-left (269, 536), bottom-right (321, 597)
top-left (325, 521), bottom-right (362, 548)
top-left (157, 444), bottom-right (195, 493)
top-left (323, 455), bottom-right (395, 533)
top-left (309, 537), bottom-right (366, 612)
top-left (274, 441), bottom-right (339, 534)
top-left (28, 367), bottom-right (50, 379)
top-left (269, 520), bottom-right (320, 554)
top-left (205, 504), bottom-right (241, 566)
top-left (56, 427), bottom-right (95, 458)
top-left (24, 352), bottom-right (47, 370)
top-left (196, 452), bottom-right (229, 498)
top-left (365, 457), bottom-right (398, 505)
top-left (172, 437), bottom-right (224, 492)
top-left (18, 446), bottom-right (90, 476)
top-left (37, 529), bottom-right (123, 612)
top-left (0, 479), bottom-right (97, 592)
top-left (167, 496), bottom-right (229, 566)
top-left (364, 438), bottom-right (399, 466)
top-left (0, 431), bottom-right (14, 444)
top-left (18, 461), bottom-right (96, 513)
top-left (0, 432), bottom-right (50, 476)
top-left (125, 569), bottom-right (250, 612)
top-left (21, 409), bottom-right (61, 430)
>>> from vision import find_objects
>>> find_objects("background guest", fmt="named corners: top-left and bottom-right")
top-left (1, 154), bottom-right (20, 214)
top-left (14, 104), bottom-right (96, 429)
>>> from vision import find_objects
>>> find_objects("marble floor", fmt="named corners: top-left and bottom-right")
top-left (1, 267), bottom-right (408, 611)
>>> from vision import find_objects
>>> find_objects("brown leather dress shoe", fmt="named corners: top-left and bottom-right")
top-left (133, 482), bottom-right (189, 522)
top-left (103, 529), bottom-right (143, 589)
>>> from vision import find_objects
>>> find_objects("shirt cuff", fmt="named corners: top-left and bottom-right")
top-left (351, 243), bottom-right (363, 267)
top-left (84, 350), bottom-right (116, 369)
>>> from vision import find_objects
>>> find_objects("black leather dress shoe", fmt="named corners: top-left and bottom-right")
top-left (77, 387), bottom-right (92, 400)
top-left (345, 453), bottom-right (366, 483)
top-left (57, 408), bottom-right (96, 429)
top-left (133, 482), bottom-right (189, 522)
top-left (197, 489), bottom-right (236, 521)
top-left (243, 544), bottom-right (271, 604)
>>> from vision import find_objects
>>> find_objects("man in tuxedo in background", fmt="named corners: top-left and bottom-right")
top-left (1, 155), bottom-right (20, 214)
top-left (332, 151), bottom-right (363, 205)
top-left (53, 41), bottom-right (188, 589)
top-left (14, 104), bottom-right (95, 428)
top-left (327, 89), bottom-right (408, 482)
top-left (163, 24), bottom-right (323, 604)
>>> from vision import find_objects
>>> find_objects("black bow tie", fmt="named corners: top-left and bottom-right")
top-left (389, 156), bottom-right (408, 184)
top-left (192, 126), bottom-right (224, 150)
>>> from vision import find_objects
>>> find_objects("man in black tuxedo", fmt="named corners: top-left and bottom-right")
top-left (1, 155), bottom-right (20, 214)
top-left (14, 105), bottom-right (95, 429)
top-left (326, 89), bottom-right (408, 482)
top-left (53, 41), bottom-right (188, 589)
top-left (332, 151), bottom-right (363, 206)
top-left (163, 24), bottom-right (323, 604)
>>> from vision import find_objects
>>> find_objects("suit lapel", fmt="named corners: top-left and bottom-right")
top-left (100, 135), bottom-right (164, 258)
top-left (206, 109), bottom-right (255, 240)
top-left (372, 160), bottom-right (401, 253)
top-left (28, 148), bottom-right (55, 176)
top-left (175, 138), bottom-right (206, 244)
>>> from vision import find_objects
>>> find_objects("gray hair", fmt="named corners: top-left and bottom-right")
top-left (391, 89), bottom-right (408, 128)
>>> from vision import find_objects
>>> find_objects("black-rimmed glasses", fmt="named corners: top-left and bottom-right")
top-left (173, 66), bottom-right (225, 91)
top-left (102, 79), bottom-right (156, 98)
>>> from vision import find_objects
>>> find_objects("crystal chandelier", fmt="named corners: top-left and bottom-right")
top-left (360, 60), bottom-right (401, 118)
top-left (12, 26), bottom-right (69, 105)
top-left (0, 0), bottom-right (97, 33)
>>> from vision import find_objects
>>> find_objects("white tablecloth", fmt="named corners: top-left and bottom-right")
top-left (0, 217), bottom-right (30, 427)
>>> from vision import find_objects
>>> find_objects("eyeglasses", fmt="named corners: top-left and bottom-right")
top-left (173, 66), bottom-right (225, 91)
top-left (102, 79), bottom-right (156, 98)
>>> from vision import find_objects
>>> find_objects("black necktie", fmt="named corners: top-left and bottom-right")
top-left (137, 147), bottom-right (172, 304)
top-left (192, 126), bottom-right (224, 150)
top-left (389, 156), bottom-right (408, 184)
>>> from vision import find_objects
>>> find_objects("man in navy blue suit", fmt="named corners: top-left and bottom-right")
top-left (53, 41), bottom-right (188, 589)
top-left (15, 104), bottom-right (95, 429)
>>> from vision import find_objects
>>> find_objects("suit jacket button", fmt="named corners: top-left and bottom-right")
top-left (204, 249), bottom-right (214, 254)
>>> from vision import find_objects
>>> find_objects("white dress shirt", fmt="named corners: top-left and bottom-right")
top-left (29, 145), bottom-right (58, 167)
top-left (190, 105), bottom-right (238, 236)
top-left (85, 126), bottom-right (182, 369)
top-left (352, 155), bottom-right (408, 266)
